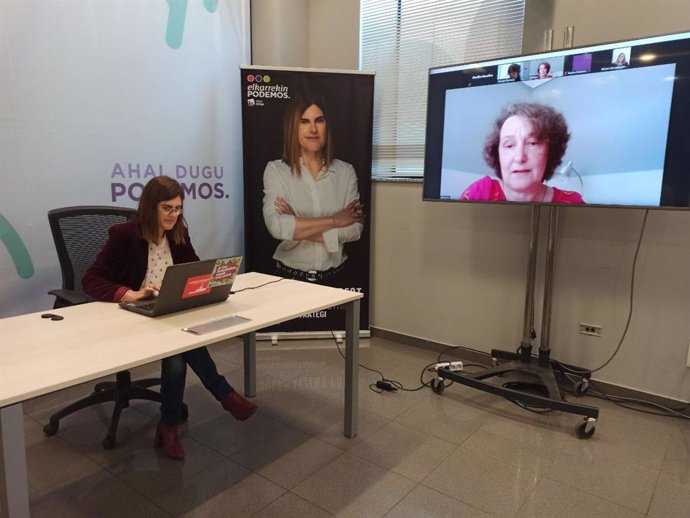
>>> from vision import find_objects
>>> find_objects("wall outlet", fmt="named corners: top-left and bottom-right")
top-left (579, 323), bottom-right (602, 337)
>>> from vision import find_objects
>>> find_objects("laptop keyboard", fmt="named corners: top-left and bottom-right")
top-left (138, 302), bottom-right (156, 311)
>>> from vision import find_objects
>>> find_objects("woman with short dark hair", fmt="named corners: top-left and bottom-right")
top-left (82, 175), bottom-right (257, 460)
top-left (507, 63), bottom-right (521, 81)
top-left (537, 62), bottom-right (552, 79)
top-left (462, 103), bottom-right (584, 204)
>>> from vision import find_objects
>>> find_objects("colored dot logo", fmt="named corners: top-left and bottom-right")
top-left (247, 74), bottom-right (271, 83)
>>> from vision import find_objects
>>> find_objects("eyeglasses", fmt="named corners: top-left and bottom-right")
top-left (160, 204), bottom-right (183, 215)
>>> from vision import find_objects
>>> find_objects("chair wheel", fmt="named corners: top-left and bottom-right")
top-left (102, 435), bottom-right (116, 449)
top-left (43, 422), bottom-right (59, 436)
top-left (573, 379), bottom-right (589, 397)
top-left (576, 419), bottom-right (596, 439)
top-left (181, 403), bottom-right (189, 422)
top-left (431, 377), bottom-right (445, 395)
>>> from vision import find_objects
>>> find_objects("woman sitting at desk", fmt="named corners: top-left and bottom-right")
top-left (82, 175), bottom-right (256, 460)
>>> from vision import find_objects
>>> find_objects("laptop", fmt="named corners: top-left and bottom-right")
top-left (119, 256), bottom-right (242, 317)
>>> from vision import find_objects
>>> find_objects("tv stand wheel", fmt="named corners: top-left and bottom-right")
top-left (431, 377), bottom-right (445, 395)
top-left (574, 379), bottom-right (589, 397)
top-left (576, 418), bottom-right (596, 439)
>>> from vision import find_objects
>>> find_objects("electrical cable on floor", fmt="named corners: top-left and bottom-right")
top-left (581, 378), bottom-right (690, 420)
top-left (329, 331), bottom-right (420, 393)
top-left (500, 380), bottom-right (556, 414)
top-left (329, 332), bottom-right (488, 394)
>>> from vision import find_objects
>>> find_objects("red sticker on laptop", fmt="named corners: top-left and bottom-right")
top-left (182, 274), bottom-right (212, 298)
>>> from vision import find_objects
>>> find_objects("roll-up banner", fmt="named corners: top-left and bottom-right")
top-left (240, 67), bottom-right (373, 332)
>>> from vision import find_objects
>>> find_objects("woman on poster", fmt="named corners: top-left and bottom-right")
top-left (262, 95), bottom-right (364, 283)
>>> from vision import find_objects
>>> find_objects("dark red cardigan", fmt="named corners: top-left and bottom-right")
top-left (82, 219), bottom-right (199, 302)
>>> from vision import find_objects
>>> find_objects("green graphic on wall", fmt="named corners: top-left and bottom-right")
top-left (0, 213), bottom-right (35, 279)
top-left (166, 0), bottom-right (219, 49)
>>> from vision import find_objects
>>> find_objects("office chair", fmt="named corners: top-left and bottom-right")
top-left (43, 206), bottom-right (186, 449)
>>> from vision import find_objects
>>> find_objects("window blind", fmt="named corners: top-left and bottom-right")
top-left (360, 0), bottom-right (526, 179)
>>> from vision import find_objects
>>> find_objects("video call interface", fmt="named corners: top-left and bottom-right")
top-left (422, 31), bottom-right (690, 208)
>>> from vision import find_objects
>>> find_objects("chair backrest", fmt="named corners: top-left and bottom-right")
top-left (48, 206), bottom-right (137, 297)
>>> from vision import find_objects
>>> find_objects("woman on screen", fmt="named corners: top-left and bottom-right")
top-left (537, 62), bottom-right (552, 79)
top-left (508, 63), bottom-right (521, 81)
top-left (82, 176), bottom-right (257, 460)
top-left (262, 95), bottom-right (364, 283)
top-left (613, 52), bottom-right (629, 66)
top-left (461, 102), bottom-right (584, 204)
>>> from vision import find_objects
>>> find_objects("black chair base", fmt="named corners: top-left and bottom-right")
top-left (43, 370), bottom-right (188, 449)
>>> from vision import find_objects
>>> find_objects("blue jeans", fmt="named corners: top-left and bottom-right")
top-left (160, 346), bottom-right (233, 425)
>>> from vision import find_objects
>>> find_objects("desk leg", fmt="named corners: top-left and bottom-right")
top-left (0, 404), bottom-right (30, 518)
top-left (243, 332), bottom-right (256, 398)
top-left (344, 299), bottom-right (360, 438)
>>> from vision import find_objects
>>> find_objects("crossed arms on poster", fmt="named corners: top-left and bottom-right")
top-left (261, 96), bottom-right (364, 273)
top-left (262, 158), bottom-right (363, 272)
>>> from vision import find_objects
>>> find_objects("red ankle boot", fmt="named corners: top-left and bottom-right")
top-left (155, 421), bottom-right (185, 460)
top-left (221, 391), bottom-right (257, 421)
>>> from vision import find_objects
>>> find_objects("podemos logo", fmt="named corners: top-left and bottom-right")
top-left (246, 74), bottom-right (271, 83)
top-left (246, 73), bottom-right (290, 100)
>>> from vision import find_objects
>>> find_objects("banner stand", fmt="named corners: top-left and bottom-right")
top-left (256, 331), bottom-right (371, 346)
top-left (240, 65), bottom-right (374, 337)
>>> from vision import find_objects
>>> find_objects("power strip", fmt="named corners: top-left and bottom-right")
top-left (427, 361), bottom-right (463, 372)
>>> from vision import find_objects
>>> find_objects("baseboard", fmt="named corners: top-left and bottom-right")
top-left (370, 326), bottom-right (491, 365)
top-left (370, 326), bottom-right (690, 415)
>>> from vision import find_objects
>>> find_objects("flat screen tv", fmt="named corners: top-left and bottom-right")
top-left (422, 31), bottom-right (690, 208)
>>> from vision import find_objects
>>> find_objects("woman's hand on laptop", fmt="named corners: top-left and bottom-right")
top-left (121, 285), bottom-right (160, 302)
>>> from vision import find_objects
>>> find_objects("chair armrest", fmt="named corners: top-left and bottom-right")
top-left (47, 289), bottom-right (93, 306)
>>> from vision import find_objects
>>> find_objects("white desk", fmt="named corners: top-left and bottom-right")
top-left (0, 273), bottom-right (362, 518)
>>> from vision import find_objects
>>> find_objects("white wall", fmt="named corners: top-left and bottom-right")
top-left (254, 0), bottom-right (690, 402)
top-left (309, 0), bottom-right (360, 69)
top-left (251, 0), bottom-right (359, 70)
top-left (550, 0), bottom-right (690, 47)
top-left (251, 0), bottom-right (309, 66)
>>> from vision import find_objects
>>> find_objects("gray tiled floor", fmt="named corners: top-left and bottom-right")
top-left (14, 336), bottom-right (690, 517)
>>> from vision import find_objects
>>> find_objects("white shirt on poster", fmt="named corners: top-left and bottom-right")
top-left (262, 158), bottom-right (363, 272)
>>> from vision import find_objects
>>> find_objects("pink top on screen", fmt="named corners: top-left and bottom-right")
top-left (460, 176), bottom-right (584, 204)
